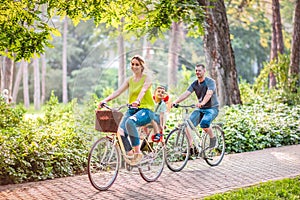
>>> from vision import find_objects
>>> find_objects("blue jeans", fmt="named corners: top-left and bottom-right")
top-left (119, 108), bottom-right (154, 151)
top-left (189, 108), bottom-right (219, 128)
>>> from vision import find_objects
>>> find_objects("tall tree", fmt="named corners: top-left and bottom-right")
top-left (269, 0), bottom-right (284, 88)
top-left (33, 55), bottom-right (40, 110)
top-left (289, 0), bottom-right (300, 91)
top-left (41, 54), bottom-right (46, 104)
top-left (200, 0), bottom-right (242, 106)
top-left (1, 57), bottom-right (14, 96)
top-left (41, 4), bottom-right (47, 104)
top-left (168, 22), bottom-right (183, 89)
top-left (12, 63), bottom-right (22, 103)
top-left (62, 16), bottom-right (68, 103)
top-left (22, 60), bottom-right (30, 108)
top-left (118, 18), bottom-right (126, 87)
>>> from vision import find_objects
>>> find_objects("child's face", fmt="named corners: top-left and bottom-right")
top-left (155, 88), bottom-right (165, 100)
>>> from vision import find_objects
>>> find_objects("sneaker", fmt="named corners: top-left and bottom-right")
top-left (209, 137), bottom-right (217, 148)
top-left (183, 147), bottom-right (195, 156)
top-left (182, 147), bottom-right (198, 160)
top-left (129, 153), bottom-right (143, 166)
top-left (152, 133), bottom-right (162, 142)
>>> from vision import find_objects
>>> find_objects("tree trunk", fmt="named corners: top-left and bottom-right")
top-left (168, 22), bottom-right (182, 89)
top-left (0, 56), bottom-right (2, 90)
top-left (289, 0), bottom-right (300, 91)
top-left (201, 0), bottom-right (242, 107)
top-left (41, 4), bottom-right (47, 104)
top-left (118, 18), bottom-right (126, 87)
top-left (62, 16), bottom-right (68, 103)
top-left (273, 0), bottom-right (284, 55)
top-left (269, 0), bottom-right (284, 88)
top-left (23, 60), bottom-right (30, 108)
top-left (41, 53), bottom-right (46, 104)
top-left (1, 57), bottom-right (14, 95)
top-left (33, 56), bottom-right (40, 110)
top-left (12, 62), bottom-right (23, 103)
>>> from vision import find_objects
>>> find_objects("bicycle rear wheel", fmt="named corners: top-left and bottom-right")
top-left (88, 136), bottom-right (120, 191)
top-left (165, 128), bottom-right (190, 172)
top-left (203, 124), bottom-right (225, 166)
top-left (139, 140), bottom-right (165, 182)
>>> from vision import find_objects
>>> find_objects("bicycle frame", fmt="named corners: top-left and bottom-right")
top-left (165, 104), bottom-right (225, 172)
top-left (178, 111), bottom-right (206, 158)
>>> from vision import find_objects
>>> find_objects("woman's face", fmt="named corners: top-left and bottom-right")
top-left (131, 58), bottom-right (143, 74)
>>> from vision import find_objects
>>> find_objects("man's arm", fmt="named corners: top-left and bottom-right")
top-left (173, 90), bottom-right (192, 105)
top-left (198, 90), bottom-right (213, 108)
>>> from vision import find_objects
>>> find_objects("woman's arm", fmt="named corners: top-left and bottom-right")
top-left (135, 74), bottom-right (152, 103)
top-left (98, 78), bottom-right (129, 107)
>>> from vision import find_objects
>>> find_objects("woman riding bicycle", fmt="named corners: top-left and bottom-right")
top-left (98, 55), bottom-right (155, 165)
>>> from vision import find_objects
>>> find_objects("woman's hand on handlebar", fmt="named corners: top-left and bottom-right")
top-left (131, 100), bottom-right (140, 108)
top-left (98, 101), bottom-right (107, 109)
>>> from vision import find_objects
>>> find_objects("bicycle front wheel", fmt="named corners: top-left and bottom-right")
top-left (165, 128), bottom-right (190, 172)
top-left (139, 141), bottom-right (165, 182)
top-left (203, 124), bottom-right (225, 166)
top-left (87, 136), bottom-right (120, 191)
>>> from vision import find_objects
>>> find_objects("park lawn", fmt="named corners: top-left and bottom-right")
top-left (204, 176), bottom-right (300, 200)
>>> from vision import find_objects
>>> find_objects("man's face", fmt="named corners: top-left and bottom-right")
top-left (195, 66), bottom-right (205, 79)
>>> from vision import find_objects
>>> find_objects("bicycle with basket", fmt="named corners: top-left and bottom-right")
top-left (87, 103), bottom-right (165, 191)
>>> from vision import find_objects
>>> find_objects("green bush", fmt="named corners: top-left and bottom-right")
top-left (222, 101), bottom-right (300, 153)
top-left (0, 93), bottom-right (91, 185)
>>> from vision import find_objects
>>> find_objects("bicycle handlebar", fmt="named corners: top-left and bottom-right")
top-left (172, 103), bottom-right (196, 109)
top-left (99, 103), bottom-right (136, 112)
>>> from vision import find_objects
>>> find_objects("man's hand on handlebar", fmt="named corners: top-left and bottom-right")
top-left (171, 103), bottom-right (179, 108)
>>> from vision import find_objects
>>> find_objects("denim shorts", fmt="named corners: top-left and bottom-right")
top-left (119, 108), bottom-right (154, 134)
top-left (190, 107), bottom-right (219, 128)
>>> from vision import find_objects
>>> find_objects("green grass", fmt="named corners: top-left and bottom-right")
top-left (204, 176), bottom-right (300, 200)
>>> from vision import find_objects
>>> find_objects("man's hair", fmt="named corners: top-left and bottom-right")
top-left (196, 64), bottom-right (205, 69)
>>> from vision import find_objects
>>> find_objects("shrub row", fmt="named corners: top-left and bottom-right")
top-left (0, 94), bottom-right (97, 185)
top-left (1, 93), bottom-right (299, 185)
top-left (222, 101), bottom-right (300, 153)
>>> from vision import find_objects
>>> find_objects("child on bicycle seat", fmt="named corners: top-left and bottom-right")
top-left (151, 85), bottom-right (168, 142)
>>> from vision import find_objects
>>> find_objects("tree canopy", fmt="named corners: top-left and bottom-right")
top-left (1, 0), bottom-right (206, 61)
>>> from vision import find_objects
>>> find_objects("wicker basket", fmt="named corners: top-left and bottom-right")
top-left (95, 110), bottom-right (123, 133)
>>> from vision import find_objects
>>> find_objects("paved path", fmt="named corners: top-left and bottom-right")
top-left (1, 144), bottom-right (300, 200)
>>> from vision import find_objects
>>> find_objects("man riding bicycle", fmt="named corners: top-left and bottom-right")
top-left (171, 64), bottom-right (219, 155)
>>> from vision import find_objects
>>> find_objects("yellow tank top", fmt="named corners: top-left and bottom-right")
top-left (129, 75), bottom-right (155, 111)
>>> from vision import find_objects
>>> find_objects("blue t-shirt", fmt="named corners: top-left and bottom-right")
top-left (187, 77), bottom-right (219, 109)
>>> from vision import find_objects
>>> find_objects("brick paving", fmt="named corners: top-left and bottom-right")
top-left (1, 144), bottom-right (300, 200)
